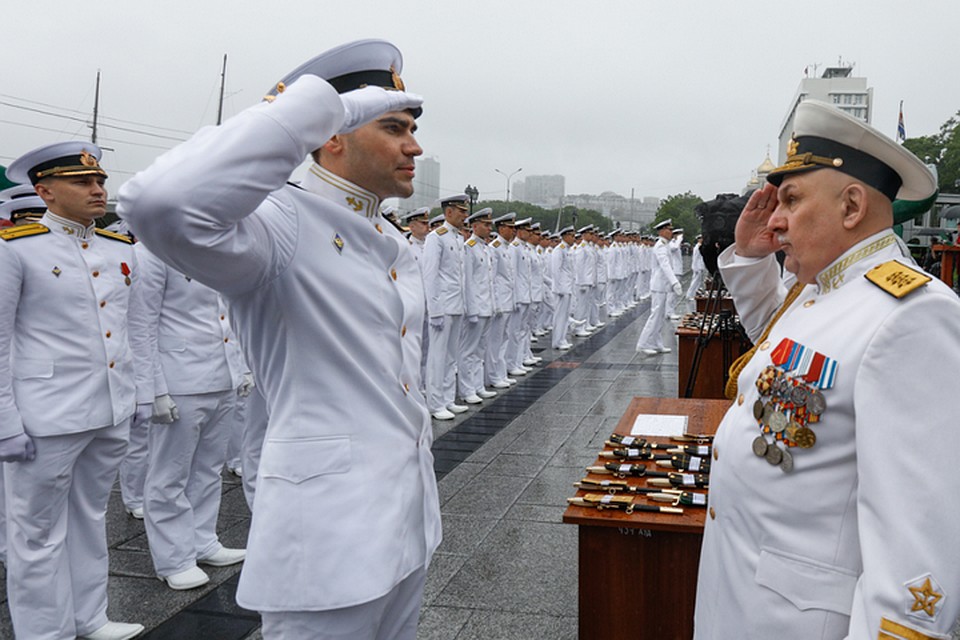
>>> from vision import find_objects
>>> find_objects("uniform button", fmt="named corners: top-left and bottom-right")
top-left (375, 224), bottom-right (383, 234)
top-left (713, 446), bottom-right (719, 461)
top-left (804, 300), bottom-right (815, 308)
top-left (759, 341), bottom-right (770, 351)
top-left (390, 269), bottom-right (397, 280)
top-left (81, 242), bottom-right (89, 249)
top-left (220, 315), bottom-right (225, 321)
top-left (737, 394), bottom-right (744, 406)
top-left (404, 383), bottom-right (410, 393)
top-left (92, 270), bottom-right (100, 277)
top-left (224, 338), bottom-right (229, 343)
top-left (99, 301), bottom-right (106, 308)
top-left (401, 325), bottom-right (407, 337)
top-left (105, 331), bottom-right (111, 338)
top-left (709, 507), bottom-right (716, 520)
top-left (109, 361), bottom-right (115, 369)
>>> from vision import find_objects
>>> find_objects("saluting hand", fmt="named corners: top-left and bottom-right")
top-left (339, 86), bottom-right (424, 134)
top-left (735, 183), bottom-right (781, 259)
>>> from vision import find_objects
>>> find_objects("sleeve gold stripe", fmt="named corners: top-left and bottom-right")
top-left (879, 616), bottom-right (946, 640)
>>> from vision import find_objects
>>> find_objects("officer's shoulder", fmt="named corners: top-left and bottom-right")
top-left (466, 238), bottom-right (477, 247)
top-left (435, 226), bottom-right (448, 236)
top-left (864, 259), bottom-right (932, 300)
top-left (492, 239), bottom-right (501, 247)
top-left (0, 223), bottom-right (50, 242)
top-left (95, 228), bottom-right (134, 244)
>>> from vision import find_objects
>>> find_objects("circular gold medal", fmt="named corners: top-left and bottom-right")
top-left (794, 426), bottom-right (816, 448)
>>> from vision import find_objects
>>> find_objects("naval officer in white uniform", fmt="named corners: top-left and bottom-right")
top-left (635, 219), bottom-right (682, 355)
top-left (119, 40), bottom-right (441, 640)
top-left (458, 208), bottom-right (497, 404)
top-left (0, 143), bottom-right (146, 640)
top-left (694, 100), bottom-right (960, 640)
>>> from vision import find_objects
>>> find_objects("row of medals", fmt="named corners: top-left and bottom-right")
top-left (751, 365), bottom-right (826, 472)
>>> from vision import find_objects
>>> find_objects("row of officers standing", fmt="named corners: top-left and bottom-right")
top-left (394, 196), bottom-right (688, 421)
top-left (0, 142), bottom-right (263, 640)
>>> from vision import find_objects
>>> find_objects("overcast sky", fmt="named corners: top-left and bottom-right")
top-left (4, 1), bottom-right (958, 204)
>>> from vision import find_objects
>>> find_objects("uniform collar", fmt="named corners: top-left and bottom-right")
top-left (442, 221), bottom-right (459, 234)
top-left (302, 163), bottom-right (380, 218)
top-left (815, 229), bottom-right (906, 294)
top-left (42, 211), bottom-right (96, 240)
top-left (411, 235), bottom-right (425, 246)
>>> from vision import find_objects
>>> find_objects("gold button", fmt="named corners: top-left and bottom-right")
top-left (105, 331), bottom-right (111, 338)
top-left (390, 269), bottom-right (397, 280)
top-left (759, 341), bottom-right (770, 351)
top-left (375, 224), bottom-right (383, 234)
top-left (109, 361), bottom-right (115, 369)
top-left (401, 325), bottom-right (407, 337)
top-left (81, 242), bottom-right (89, 249)
top-left (737, 394), bottom-right (744, 406)
top-left (804, 300), bottom-right (815, 308)
top-left (99, 301), bottom-right (106, 308)
top-left (404, 383), bottom-right (410, 392)
top-left (92, 271), bottom-right (100, 277)
top-left (709, 507), bottom-right (716, 520)
top-left (220, 315), bottom-right (225, 321)
top-left (713, 446), bottom-right (719, 461)
top-left (224, 338), bottom-right (229, 343)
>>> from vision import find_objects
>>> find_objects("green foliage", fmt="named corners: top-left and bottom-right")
top-left (474, 200), bottom-right (613, 234)
top-left (903, 109), bottom-right (960, 194)
top-left (652, 192), bottom-right (703, 236)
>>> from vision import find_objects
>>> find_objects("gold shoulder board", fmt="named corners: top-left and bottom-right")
top-left (864, 260), bottom-right (931, 299)
top-left (95, 228), bottom-right (134, 244)
top-left (466, 238), bottom-right (477, 247)
top-left (436, 226), bottom-right (448, 236)
top-left (492, 240), bottom-right (501, 247)
top-left (0, 223), bottom-right (50, 242)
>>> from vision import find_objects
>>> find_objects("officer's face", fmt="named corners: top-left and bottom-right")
top-left (473, 220), bottom-right (492, 240)
top-left (337, 111), bottom-right (422, 199)
top-left (409, 219), bottom-right (429, 240)
top-left (445, 205), bottom-right (468, 229)
top-left (35, 175), bottom-right (107, 224)
top-left (768, 171), bottom-right (850, 284)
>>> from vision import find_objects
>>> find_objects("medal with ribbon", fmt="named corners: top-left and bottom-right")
top-left (751, 337), bottom-right (837, 472)
top-left (120, 262), bottom-right (131, 286)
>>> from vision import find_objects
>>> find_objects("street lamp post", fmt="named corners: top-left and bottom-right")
top-left (464, 184), bottom-right (479, 215)
top-left (494, 167), bottom-right (522, 202)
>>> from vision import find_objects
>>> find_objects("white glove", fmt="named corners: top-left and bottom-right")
top-left (152, 394), bottom-right (180, 424)
top-left (237, 372), bottom-right (255, 398)
top-left (467, 314), bottom-right (479, 324)
top-left (0, 433), bottom-right (36, 462)
top-left (672, 282), bottom-right (683, 296)
top-left (429, 316), bottom-right (445, 330)
top-left (339, 86), bottom-right (424, 134)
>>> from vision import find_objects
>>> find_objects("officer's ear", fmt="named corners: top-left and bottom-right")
top-left (839, 182), bottom-right (869, 231)
top-left (320, 134), bottom-right (346, 157)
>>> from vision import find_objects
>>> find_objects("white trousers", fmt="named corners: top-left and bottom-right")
top-left (686, 269), bottom-right (706, 298)
top-left (225, 390), bottom-right (247, 470)
top-left (485, 311), bottom-right (510, 385)
top-left (144, 389), bottom-right (234, 576)
top-left (590, 283), bottom-right (606, 325)
top-left (636, 289), bottom-right (670, 351)
top-left (458, 315), bottom-right (490, 397)
top-left (260, 567), bottom-right (426, 640)
top-left (5, 419), bottom-right (130, 640)
top-left (426, 314), bottom-right (462, 412)
top-left (552, 293), bottom-right (572, 348)
top-left (573, 286), bottom-right (590, 324)
top-left (637, 270), bottom-right (651, 299)
top-left (506, 302), bottom-right (530, 370)
top-left (119, 408), bottom-right (151, 512)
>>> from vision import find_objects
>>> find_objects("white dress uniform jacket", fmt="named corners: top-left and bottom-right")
top-left (463, 235), bottom-right (494, 318)
top-left (551, 242), bottom-right (574, 296)
top-left (421, 222), bottom-right (465, 317)
top-left (649, 237), bottom-right (679, 292)
top-left (695, 230), bottom-right (960, 640)
top-left (118, 75), bottom-right (441, 612)
top-left (491, 237), bottom-right (515, 314)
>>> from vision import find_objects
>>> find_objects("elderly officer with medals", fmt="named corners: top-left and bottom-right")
top-left (119, 40), bottom-right (441, 640)
top-left (0, 143), bottom-right (147, 640)
top-left (694, 100), bottom-right (960, 640)
top-left (422, 194), bottom-right (468, 420)
top-left (458, 207), bottom-right (497, 405)
top-left (635, 219), bottom-right (682, 355)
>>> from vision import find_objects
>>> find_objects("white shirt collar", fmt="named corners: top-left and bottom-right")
top-left (301, 163), bottom-right (380, 218)
top-left (42, 211), bottom-right (96, 240)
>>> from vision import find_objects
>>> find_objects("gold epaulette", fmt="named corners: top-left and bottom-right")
top-left (864, 260), bottom-right (931, 299)
top-left (95, 228), bottom-right (134, 244)
top-left (492, 240), bottom-right (501, 247)
top-left (435, 226), bottom-right (448, 236)
top-left (466, 238), bottom-right (477, 247)
top-left (0, 223), bottom-right (49, 242)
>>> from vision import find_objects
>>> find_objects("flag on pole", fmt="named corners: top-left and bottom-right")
top-left (897, 100), bottom-right (906, 143)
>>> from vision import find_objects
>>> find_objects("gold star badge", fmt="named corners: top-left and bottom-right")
top-left (907, 576), bottom-right (943, 619)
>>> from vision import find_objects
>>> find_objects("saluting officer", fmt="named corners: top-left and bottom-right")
top-left (0, 143), bottom-right (146, 640)
top-left (635, 219), bottom-right (682, 355)
top-left (695, 100), bottom-right (960, 640)
top-left (457, 208), bottom-right (497, 404)
top-left (120, 40), bottom-right (440, 640)
top-left (422, 194), bottom-right (468, 420)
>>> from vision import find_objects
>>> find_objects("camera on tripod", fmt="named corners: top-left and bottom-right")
top-left (695, 192), bottom-right (752, 275)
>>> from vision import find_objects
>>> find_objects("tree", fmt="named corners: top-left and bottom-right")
top-left (652, 192), bottom-right (703, 236)
top-left (474, 200), bottom-right (612, 234)
top-left (903, 109), bottom-right (960, 194)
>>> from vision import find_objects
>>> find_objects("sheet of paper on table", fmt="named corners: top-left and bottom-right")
top-left (630, 414), bottom-right (688, 437)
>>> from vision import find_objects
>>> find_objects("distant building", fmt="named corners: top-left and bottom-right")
top-left (743, 151), bottom-right (777, 195)
top-left (402, 156), bottom-right (441, 211)
top-left (778, 63), bottom-right (873, 162)
top-left (513, 175), bottom-right (565, 208)
top-left (566, 192), bottom-right (659, 231)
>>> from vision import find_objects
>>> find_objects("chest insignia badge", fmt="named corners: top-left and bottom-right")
top-left (333, 233), bottom-right (344, 254)
top-left (345, 197), bottom-right (363, 212)
top-left (905, 574), bottom-right (944, 620)
top-left (52, 266), bottom-right (61, 277)
top-left (120, 262), bottom-right (132, 286)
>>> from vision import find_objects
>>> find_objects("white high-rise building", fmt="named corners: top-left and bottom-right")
top-left (402, 156), bottom-right (441, 211)
top-left (778, 63), bottom-right (873, 162)
top-left (514, 175), bottom-right (565, 208)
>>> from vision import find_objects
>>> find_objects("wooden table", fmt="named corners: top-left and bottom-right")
top-left (562, 397), bottom-right (730, 640)
top-left (933, 244), bottom-right (960, 289)
top-left (676, 324), bottom-right (749, 399)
